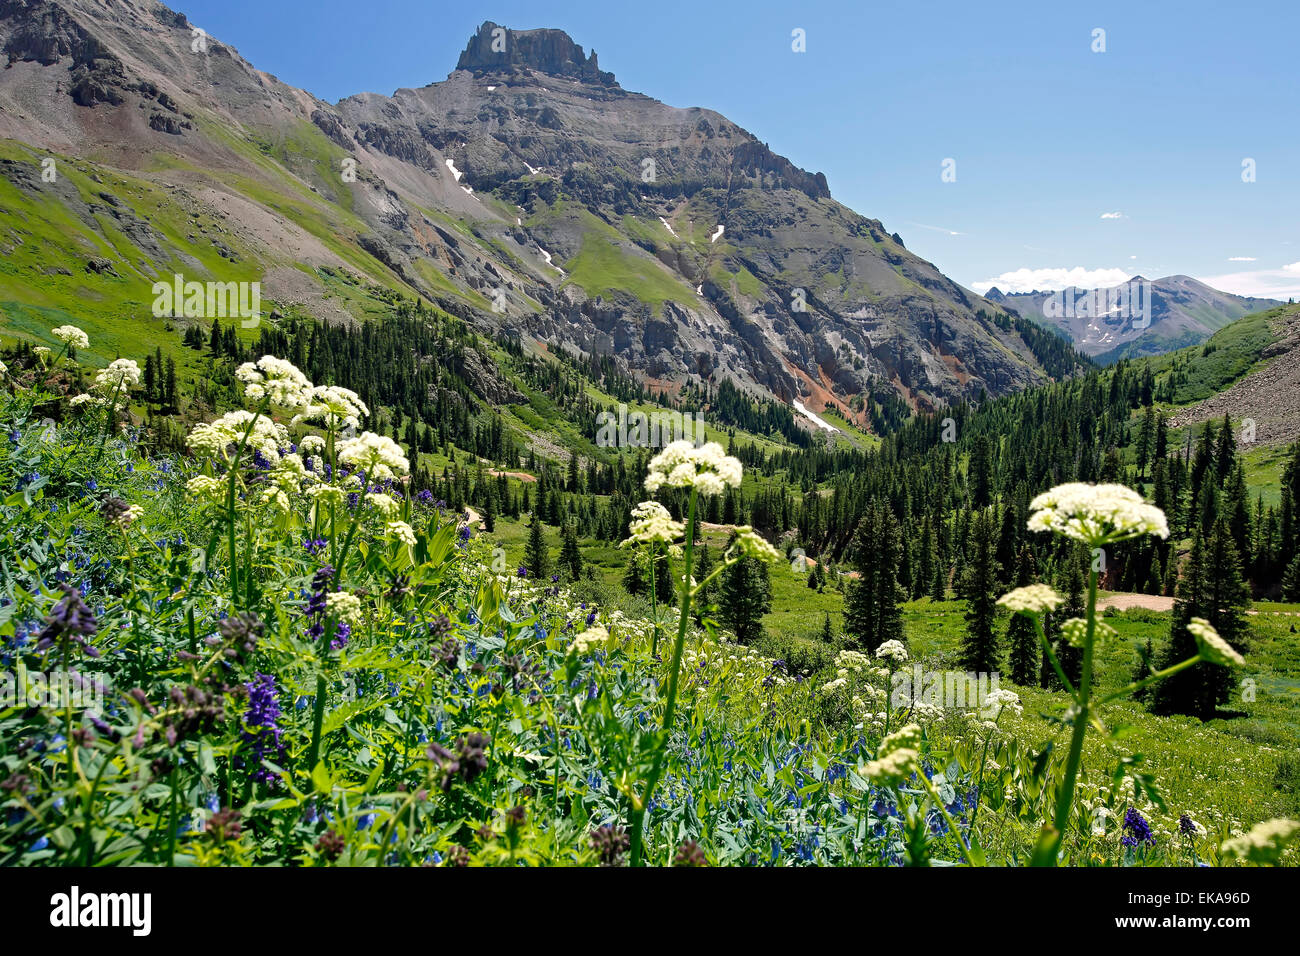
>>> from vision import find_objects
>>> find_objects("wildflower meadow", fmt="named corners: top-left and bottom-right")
top-left (1, 330), bottom-right (1295, 877)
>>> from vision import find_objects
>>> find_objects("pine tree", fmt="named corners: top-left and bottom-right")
top-left (693, 544), bottom-right (715, 610)
top-left (959, 507), bottom-right (1000, 673)
top-left (819, 612), bottom-right (834, 644)
top-left (622, 549), bottom-right (646, 597)
top-left (1152, 521), bottom-right (1250, 719)
top-left (560, 520), bottom-right (582, 580)
top-left (1051, 549), bottom-right (1086, 688)
top-left (1006, 545), bottom-right (1039, 685)
top-left (524, 510), bottom-right (551, 580)
top-left (651, 547), bottom-right (675, 604)
top-left (1283, 551), bottom-right (1300, 601)
top-left (842, 501), bottom-right (906, 653)
top-left (718, 552), bottom-right (771, 645)
top-left (969, 434), bottom-right (994, 507)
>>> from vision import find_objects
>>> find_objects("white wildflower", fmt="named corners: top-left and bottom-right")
top-left (386, 520), bottom-right (417, 548)
top-left (235, 355), bottom-right (312, 408)
top-left (1060, 617), bottom-right (1117, 648)
top-left (1219, 818), bottom-right (1299, 865)
top-left (366, 492), bottom-right (400, 517)
top-left (862, 748), bottom-right (917, 786)
top-left (730, 526), bottom-right (780, 563)
top-left (51, 325), bottom-right (89, 350)
top-left (326, 591), bottom-right (363, 626)
top-left (337, 431), bottom-right (409, 480)
top-left (1189, 617), bottom-right (1245, 667)
top-left (293, 384), bottom-right (369, 431)
top-left (623, 500), bottom-right (683, 546)
top-left (643, 440), bottom-right (742, 497)
top-left (1027, 482), bottom-right (1168, 545)
top-left (983, 688), bottom-right (1022, 719)
top-left (568, 625), bottom-right (609, 656)
top-left (875, 640), bottom-right (909, 664)
top-left (997, 583), bottom-right (1062, 615)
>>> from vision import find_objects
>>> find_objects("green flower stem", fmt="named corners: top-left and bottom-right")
top-left (225, 396), bottom-right (271, 609)
top-left (306, 673), bottom-right (328, 774)
top-left (968, 713), bottom-right (1004, 835)
top-left (1046, 564), bottom-right (1099, 864)
top-left (333, 467), bottom-right (373, 588)
top-left (649, 545), bottom-right (660, 658)
top-left (916, 773), bottom-right (979, 866)
top-left (630, 487), bottom-right (697, 867)
top-left (1098, 654), bottom-right (1204, 705)
top-left (90, 377), bottom-right (126, 465)
top-left (1035, 616), bottom-right (1079, 700)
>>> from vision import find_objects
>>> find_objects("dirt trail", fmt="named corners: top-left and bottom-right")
top-left (1097, 593), bottom-right (1174, 613)
top-left (1097, 592), bottom-right (1300, 616)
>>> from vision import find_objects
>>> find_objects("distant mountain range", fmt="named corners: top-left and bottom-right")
top-left (986, 275), bottom-right (1282, 364)
top-left (0, 1), bottom-right (1092, 426)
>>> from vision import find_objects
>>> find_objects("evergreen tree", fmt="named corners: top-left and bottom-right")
top-left (1006, 545), bottom-right (1040, 685)
top-left (560, 520), bottom-right (582, 580)
top-left (693, 544), bottom-right (716, 610)
top-left (1152, 521), bottom-right (1250, 719)
top-left (1051, 549), bottom-right (1086, 688)
top-left (718, 552), bottom-right (771, 645)
top-left (842, 501), bottom-right (906, 653)
top-left (622, 549), bottom-right (647, 597)
top-left (819, 612), bottom-right (834, 644)
top-left (969, 434), bottom-right (994, 508)
top-left (524, 510), bottom-right (551, 580)
top-left (959, 507), bottom-right (1001, 673)
top-left (1283, 550), bottom-right (1300, 602)
top-left (651, 547), bottom-right (675, 604)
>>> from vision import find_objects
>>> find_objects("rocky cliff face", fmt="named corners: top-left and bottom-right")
top-left (0, 2), bottom-right (1070, 418)
top-left (455, 22), bottom-right (618, 87)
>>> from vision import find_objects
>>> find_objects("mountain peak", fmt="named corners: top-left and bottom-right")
top-left (455, 22), bottom-right (618, 87)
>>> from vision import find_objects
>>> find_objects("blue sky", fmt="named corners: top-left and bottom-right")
top-left (179, 0), bottom-right (1300, 298)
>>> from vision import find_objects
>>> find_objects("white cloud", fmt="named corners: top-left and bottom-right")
top-left (1100, 211), bottom-right (1125, 219)
top-left (906, 221), bottom-right (964, 236)
top-left (1198, 263), bottom-right (1300, 300)
top-left (971, 266), bottom-right (1134, 295)
top-left (1227, 256), bottom-right (1258, 262)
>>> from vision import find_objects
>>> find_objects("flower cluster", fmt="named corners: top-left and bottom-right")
top-left (623, 501), bottom-right (684, 546)
top-left (729, 526), bottom-right (781, 563)
top-left (1027, 483), bottom-right (1169, 545)
top-left (235, 355), bottom-right (312, 408)
top-left (1219, 818), bottom-right (1299, 865)
top-left (997, 583), bottom-right (1062, 615)
top-left (71, 359), bottom-right (142, 408)
top-left (862, 723), bottom-right (922, 785)
top-left (51, 325), bottom-right (89, 350)
top-left (427, 733), bottom-right (490, 792)
top-left (1188, 618), bottom-right (1245, 667)
top-left (188, 410), bottom-right (289, 463)
top-left (242, 673), bottom-right (285, 785)
top-left (875, 640), bottom-right (908, 665)
top-left (568, 625), bottom-right (609, 657)
top-left (293, 384), bottom-right (369, 431)
top-left (337, 431), bottom-right (409, 481)
top-left (643, 440), bottom-right (742, 497)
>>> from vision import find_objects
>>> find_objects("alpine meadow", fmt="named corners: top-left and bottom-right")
top-left (1, 0), bottom-right (1299, 905)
